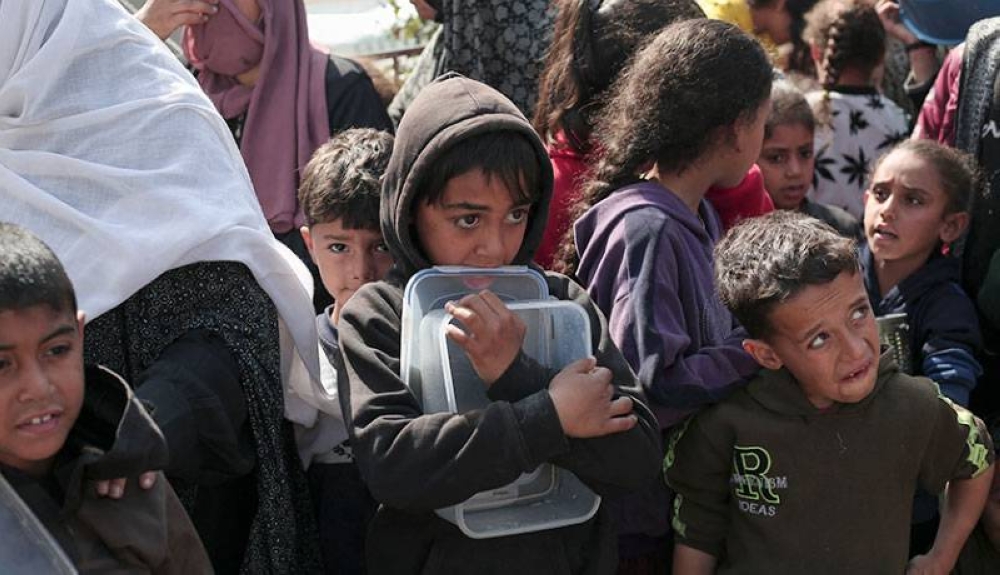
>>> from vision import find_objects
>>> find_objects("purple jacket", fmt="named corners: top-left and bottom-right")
top-left (575, 182), bottom-right (759, 429)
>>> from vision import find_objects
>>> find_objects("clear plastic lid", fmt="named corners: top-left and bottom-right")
top-left (401, 266), bottom-right (548, 402)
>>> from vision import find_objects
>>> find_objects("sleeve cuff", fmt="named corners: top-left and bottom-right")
top-left (509, 390), bottom-right (569, 468)
top-left (487, 351), bottom-right (558, 403)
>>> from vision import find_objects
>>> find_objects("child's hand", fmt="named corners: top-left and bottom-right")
top-left (549, 357), bottom-right (637, 438)
top-left (444, 291), bottom-right (526, 386)
top-left (95, 471), bottom-right (157, 499)
top-left (875, 1), bottom-right (919, 45)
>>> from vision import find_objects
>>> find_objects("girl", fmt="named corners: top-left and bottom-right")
top-left (861, 139), bottom-right (982, 556)
top-left (758, 79), bottom-right (860, 237)
top-left (569, 18), bottom-right (770, 573)
top-left (697, 0), bottom-right (818, 74)
top-left (804, 0), bottom-right (909, 219)
top-left (531, 0), bottom-right (705, 269)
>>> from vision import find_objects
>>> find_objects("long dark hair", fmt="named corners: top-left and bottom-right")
top-left (555, 19), bottom-right (773, 273)
top-left (747, 0), bottom-right (819, 76)
top-left (532, 0), bottom-right (704, 153)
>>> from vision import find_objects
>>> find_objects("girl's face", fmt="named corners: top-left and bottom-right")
top-left (863, 149), bottom-right (968, 268)
top-left (750, 0), bottom-right (793, 45)
top-left (758, 122), bottom-right (815, 211)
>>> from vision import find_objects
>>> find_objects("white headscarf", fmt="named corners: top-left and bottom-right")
top-left (0, 0), bottom-right (325, 426)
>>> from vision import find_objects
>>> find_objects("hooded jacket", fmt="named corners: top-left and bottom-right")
top-left (337, 74), bottom-right (662, 575)
top-left (860, 245), bottom-right (982, 406)
top-left (665, 352), bottom-right (994, 574)
top-left (2, 365), bottom-right (210, 574)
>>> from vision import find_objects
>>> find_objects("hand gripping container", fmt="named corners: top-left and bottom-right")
top-left (401, 266), bottom-right (601, 539)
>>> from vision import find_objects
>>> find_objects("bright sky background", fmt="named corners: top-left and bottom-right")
top-left (305, 0), bottom-right (420, 55)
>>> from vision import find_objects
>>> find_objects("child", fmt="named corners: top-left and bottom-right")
top-left (296, 128), bottom-right (395, 574)
top-left (805, 0), bottom-right (909, 219)
top-left (697, 0), bottom-right (818, 75)
top-left (758, 78), bottom-right (860, 238)
top-left (667, 210), bottom-right (995, 574)
top-left (336, 73), bottom-right (662, 574)
top-left (0, 223), bottom-right (211, 573)
top-left (861, 139), bottom-right (981, 406)
top-left (531, 0), bottom-right (705, 269)
top-left (861, 139), bottom-right (983, 554)
top-left (569, 18), bottom-right (768, 570)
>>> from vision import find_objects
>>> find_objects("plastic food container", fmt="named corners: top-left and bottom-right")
top-left (401, 267), bottom-right (601, 538)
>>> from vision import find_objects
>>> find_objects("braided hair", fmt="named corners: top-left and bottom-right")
top-left (532, 0), bottom-right (704, 153)
top-left (803, 0), bottom-right (885, 127)
top-left (553, 19), bottom-right (772, 274)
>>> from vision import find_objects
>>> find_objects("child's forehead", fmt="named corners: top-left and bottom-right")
top-left (768, 271), bottom-right (866, 329)
top-left (0, 304), bottom-right (77, 336)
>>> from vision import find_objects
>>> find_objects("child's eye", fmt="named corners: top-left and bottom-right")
top-left (798, 148), bottom-right (814, 160)
top-left (0, 357), bottom-right (9, 371)
top-left (455, 214), bottom-right (480, 229)
top-left (763, 153), bottom-right (786, 164)
top-left (906, 194), bottom-right (924, 206)
top-left (808, 333), bottom-right (829, 350)
top-left (374, 243), bottom-right (390, 253)
top-left (327, 243), bottom-right (348, 254)
top-left (870, 187), bottom-right (890, 202)
top-left (506, 208), bottom-right (530, 225)
top-left (850, 305), bottom-right (870, 322)
top-left (45, 344), bottom-right (71, 358)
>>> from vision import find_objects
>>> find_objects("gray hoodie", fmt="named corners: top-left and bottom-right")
top-left (337, 74), bottom-right (662, 574)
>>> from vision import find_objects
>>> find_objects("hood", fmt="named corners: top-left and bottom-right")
top-left (380, 73), bottom-right (554, 280)
top-left (860, 244), bottom-right (961, 314)
top-left (575, 181), bottom-right (720, 269)
top-left (57, 365), bottom-right (170, 511)
top-left (747, 348), bottom-right (897, 417)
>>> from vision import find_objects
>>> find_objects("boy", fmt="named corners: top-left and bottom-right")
top-left (0, 223), bottom-right (210, 573)
top-left (666, 211), bottom-right (994, 574)
top-left (295, 127), bottom-right (395, 574)
top-left (336, 73), bottom-right (663, 574)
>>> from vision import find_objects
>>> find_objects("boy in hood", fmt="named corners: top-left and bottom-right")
top-left (0, 223), bottom-right (210, 573)
top-left (336, 74), bottom-right (662, 574)
top-left (666, 211), bottom-right (994, 574)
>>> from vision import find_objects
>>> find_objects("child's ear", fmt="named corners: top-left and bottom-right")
top-left (939, 211), bottom-right (970, 245)
top-left (300, 225), bottom-right (318, 263)
top-left (743, 338), bottom-right (784, 370)
top-left (77, 311), bottom-right (86, 337)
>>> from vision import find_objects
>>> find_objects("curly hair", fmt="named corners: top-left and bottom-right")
top-left (298, 128), bottom-right (394, 229)
top-left (532, 0), bottom-right (704, 153)
top-left (804, 0), bottom-right (885, 126)
top-left (714, 210), bottom-right (858, 339)
top-left (554, 19), bottom-right (772, 273)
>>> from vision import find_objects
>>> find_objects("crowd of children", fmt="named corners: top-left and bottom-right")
top-left (5, 0), bottom-right (1000, 573)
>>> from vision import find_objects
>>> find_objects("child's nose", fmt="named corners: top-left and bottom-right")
top-left (354, 254), bottom-right (376, 281)
top-left (18, 361), bottom-right (53, 402)
top-left (786, 156), bottom-right (802, 177)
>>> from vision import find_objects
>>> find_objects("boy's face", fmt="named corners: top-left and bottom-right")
top-left (0, 306), bottom-right (85, 476)
top-left (413, 168), bottom-right (532, 268)
top-left (864, 149), bottom-right (967, 269)
top-left (302, 219), bottom-right (393, 322)
top-left (758, 123), bottom-right (815, 211)
top-left (744, 271), bottom-right (880, 410)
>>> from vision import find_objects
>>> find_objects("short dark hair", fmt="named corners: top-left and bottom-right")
top-left (416, 130), bottom-right (541, 207)
top-left (298, 128), bottom-right (394, 229)
top-left (0, 223), bottom-right (77, 315)
top-left (765, 78), bottom-right (815, 140)
top-left (714, 211), bottom-right (858, 339)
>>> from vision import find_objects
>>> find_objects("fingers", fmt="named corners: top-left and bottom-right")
top-left (96, 478), bottom-right (128, 499)
top-left (563, 356), bottom-right (598, 374)
top-left (139, 471), bottom-right (157, 490)
top-left (608, 395), bottom-right (634, 418)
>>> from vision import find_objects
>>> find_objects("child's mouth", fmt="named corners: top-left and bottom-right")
top-left (463, 276), bottom-right (495, 291)
top-left (840, 361), bottom-right (872, 383)
top-left (17, 411), bottom-right (62, 433)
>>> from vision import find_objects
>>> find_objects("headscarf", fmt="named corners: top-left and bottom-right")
top-left (184, 0), bottom-right (330, 234)
top-left (0, 0), bottom-right (328, 426)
